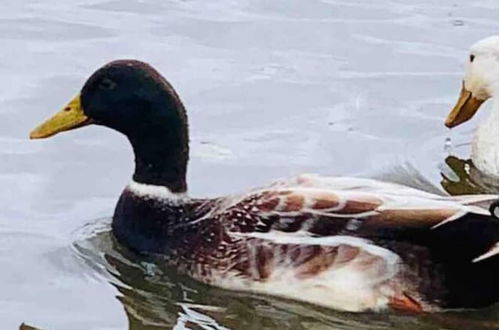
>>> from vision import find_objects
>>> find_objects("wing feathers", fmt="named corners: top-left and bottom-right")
top-left (473, 242), bottom-right (499, 263)
top-left (255, 188), bottom-right (474, 231)
top-left (372, 208), bottom-right (459, 227)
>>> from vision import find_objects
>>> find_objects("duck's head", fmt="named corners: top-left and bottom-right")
top-left (446, 36), bottom-right (499, 128)
top-left (30, 59), bottom-right (187, 138)
top-left (30, 60), bottom-right (189, 192)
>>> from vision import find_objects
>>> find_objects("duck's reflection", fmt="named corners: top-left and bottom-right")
top-left (102, 236), bottom-right (232, 329)
top-left (78, 229), bottom-right (378, 330)
top-left (74, 222), bottom-right (499, 330)
top-left (440, 155), bottom-right (499, 195)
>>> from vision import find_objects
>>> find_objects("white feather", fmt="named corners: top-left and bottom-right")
top-left (127, 180), bottom-right (189, 203)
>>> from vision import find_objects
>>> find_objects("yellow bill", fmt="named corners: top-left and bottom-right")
top-left (445, 83), bottom-right (485, 128)
top-left (30, 94), bottom-right (93, 139)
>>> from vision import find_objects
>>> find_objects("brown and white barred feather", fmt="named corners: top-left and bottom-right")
top-left (184, 174), bottom-right (499, 312)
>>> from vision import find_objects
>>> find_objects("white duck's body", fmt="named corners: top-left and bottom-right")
top-left (472, 103), bottom-right (499, 178)
top-left (446, 36), bottom-right (499, 180)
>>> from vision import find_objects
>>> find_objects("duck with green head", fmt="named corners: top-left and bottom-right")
top-left (30, 60), bottom-right (499, 312)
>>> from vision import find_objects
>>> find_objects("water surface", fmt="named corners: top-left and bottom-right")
top-left (3, 0), bottom-right (499, 329)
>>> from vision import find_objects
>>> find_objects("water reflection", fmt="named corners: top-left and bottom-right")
top-left (441, 155), bottom-right (499, 195)
top-left (71, 220), bottom-right (499, 330)
top-left (73, 224), bottom-right (375, 330)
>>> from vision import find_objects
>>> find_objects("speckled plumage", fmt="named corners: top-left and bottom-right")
top-left (114, 175), bottom-right (499, 312)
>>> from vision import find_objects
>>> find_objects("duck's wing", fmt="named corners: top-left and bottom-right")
top-left (214, 175), bottom-right (499, 311)
top-left (227, 174), bottom-right (497, 236)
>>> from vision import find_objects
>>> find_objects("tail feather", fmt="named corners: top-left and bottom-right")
top-left (473, 242), bottom-right (499, 263)
top-left (426, 213), bottom-right (499, 308)
top-left (430, 213), bottom-right (499, 263)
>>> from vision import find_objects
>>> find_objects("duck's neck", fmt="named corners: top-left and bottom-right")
top-left (473, 98), bottom-right (499, 176)
top-left (477, 98), bottom-right (499, 137)
top-left (127, 109), bottom-right (189, 194)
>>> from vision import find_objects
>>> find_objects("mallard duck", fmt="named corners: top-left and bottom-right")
top-left (31, 60), bottom-right (499, 313)
top-left (446, 36), bottom-right (499, 180)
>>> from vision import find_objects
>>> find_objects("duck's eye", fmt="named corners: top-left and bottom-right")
top-left (99, 78), bottom-right (116, 90)
top-left (470, 54), bottom-right (475, 63)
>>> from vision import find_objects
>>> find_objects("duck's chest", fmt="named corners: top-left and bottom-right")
top-left (111, 190), bottom-right (210, 255)
top-left (472, 121), bottom-right (499, 177)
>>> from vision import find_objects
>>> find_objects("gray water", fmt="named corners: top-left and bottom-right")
top-left (3, 0), bottom-right (499, 329)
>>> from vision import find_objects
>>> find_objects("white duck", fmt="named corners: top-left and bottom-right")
top-left (446, 36), bottom-right (499, 179)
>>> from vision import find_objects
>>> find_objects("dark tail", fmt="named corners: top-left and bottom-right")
top-left (426, 213), bottom-right (499, 309)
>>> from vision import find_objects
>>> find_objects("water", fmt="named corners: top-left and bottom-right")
top-left (3, 0), bottom-right (499, 328)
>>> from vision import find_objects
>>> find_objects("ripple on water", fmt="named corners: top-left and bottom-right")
top-left (0, 18), bottom-right (115, 41)
top-left (5, 0), bottom-right (499, 328)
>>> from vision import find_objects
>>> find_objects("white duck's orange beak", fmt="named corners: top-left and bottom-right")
top-left (445, 82), bottom-right (485, 128)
